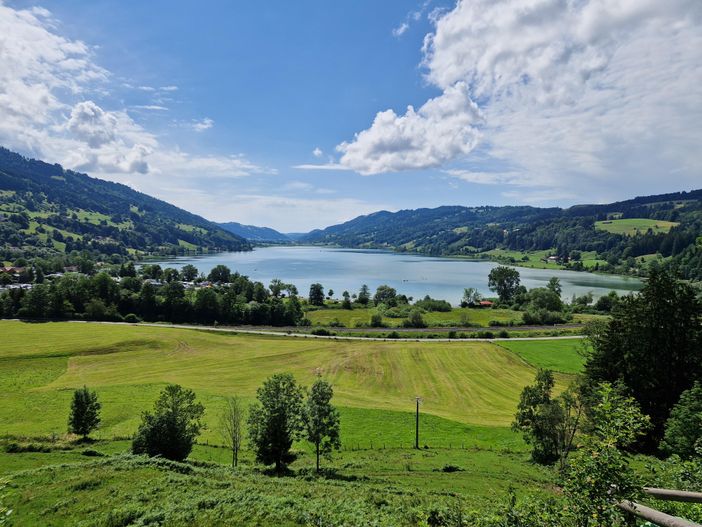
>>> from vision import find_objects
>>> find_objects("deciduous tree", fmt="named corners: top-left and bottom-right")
top-left (304, 378), bottom-right (340, 472)
top-left (248, 373), bottom-right (305, 474)
top-left (488, 266), bottom-right (520, 303)
top-left (308, 283), bottom-right (325, 306)
top-left (219, 396), bottom-right (246, 467)
top-left (68, 386), bottom-right (101, 440)
top-left (132, 384), bottom-right (204, 461)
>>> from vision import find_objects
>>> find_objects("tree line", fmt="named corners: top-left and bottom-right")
top-left (69, 374), bottom-right (340, 475)
top-left (0, 263), bottom-right (305, 326)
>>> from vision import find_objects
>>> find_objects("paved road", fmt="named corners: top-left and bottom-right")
top-left (73, 320), bottom-right (585, 343)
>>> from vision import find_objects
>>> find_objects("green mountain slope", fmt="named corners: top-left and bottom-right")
top-left (302, 191), bottom-right (702, 280)
top-left (218, 221), bottom-right (290, 242)
top-left (0, 147), bottom-right (250, 257)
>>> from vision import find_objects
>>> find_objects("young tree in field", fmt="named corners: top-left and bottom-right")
top-left (583, 268), bottom-right (701, 451)
top-left (304, 378), bottom-right (341, 472)
top-left (661, 382), bottom-right (702, 459)
top-left (132, 384), bottom-right (204, 461)
top-left (341, 291), bottom-right (352, 310)
top-left (219, 396), bottom-right (246, 467)
top-left (512, 370), bottom-right (560, 464)
top-left (512, 370), bottom-right (584, 468)
top-left (308, 283), bottom-right (325, 306)
top-left (488, 266), bottom-right (521, 303)
top-left (248, 373), bottom-right (305, 474)
top-left (357, 284), bottom-right (370, 306)
top-left (68, 386), bottom-right (101, 440)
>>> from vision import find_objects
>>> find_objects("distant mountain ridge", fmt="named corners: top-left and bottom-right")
top-left (218, 221), bottom-right (291, 242)
top-left (300, 190), bottom-right (702, 280)
top-left (0, 147), bottom-right (250, 257)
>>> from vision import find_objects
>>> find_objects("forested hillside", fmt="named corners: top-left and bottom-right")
top-left (302, 191), bottom-right (702, 280)
top-left (218, 221), bottom-right (290, 242)
top-left (0, 148), bottom-right (250, 260)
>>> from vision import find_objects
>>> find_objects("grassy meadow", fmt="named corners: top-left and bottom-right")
top-left (0, 320), bottom-right (583, 525)
top-left (305, 305), bottom-right (603, 329)
top-left (594, 218), bottom-right (679, 236)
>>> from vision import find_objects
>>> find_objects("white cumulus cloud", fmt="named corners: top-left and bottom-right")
top-left (0, 3), bottom-right (270, 186)
top-left (337, 82), bottom-right (482, 175)
top-left (340, 0), bottom-right (702, 201)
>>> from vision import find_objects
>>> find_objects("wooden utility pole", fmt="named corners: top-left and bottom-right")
top-left (415, 396), bottom-right (422, 449)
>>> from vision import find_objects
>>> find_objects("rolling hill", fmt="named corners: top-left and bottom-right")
top-left (218, 221), bottom-right (290, 242)
top-left (0, 147), bottom-right (250, 257)
top-left (301, 190), bottom-right (702, 280)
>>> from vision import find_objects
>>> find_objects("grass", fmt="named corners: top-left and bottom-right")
top-left (0, 320), bottom-right (582, 524)
top-left (177, 223), bottom-right (207, 234)
top-left (0, 320), bottom-right (572, 436)
top-left (2, 451), bottom-right (555, 526)
top-left (178, 239), bottom-right (199, 250)
top-left (306, 307), bottom-right (523, 328)
top-left (595, 218), bottom-right (679, 236)
top-left (482, 249), bottom-right (564, 270)
top-left (496, 339), bottom-right (587, 374)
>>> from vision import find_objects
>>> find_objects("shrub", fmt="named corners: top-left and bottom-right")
top-left (414, 296), bottom-right (452, 312)
top-left (369, 313), bottom-right (385, 328)
top-left (123, 313), bottom-right (140, 323)
top-left (522, 308), bottom-right (567, 325)
top-left (4, 442), bottom-right (51, 453)
top-left (403, 309), bottom-right (426, 328)
top-left (81, 449), bottom-right (105, 457)
top-left (383, 305), bottom-right (412, 318)
top-left (661, 382), bottom-right (702, 459)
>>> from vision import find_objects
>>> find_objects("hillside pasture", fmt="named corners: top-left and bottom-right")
top-left (0, 321), bottom-right (573, 442)
top-left (496, 339), bottom-right (586, 374)
top-left (595, 218), bottom-right (679, 236)
top-left (0, 320), bottom-right (582, 524)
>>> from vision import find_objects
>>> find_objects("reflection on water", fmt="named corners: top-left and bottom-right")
top-left (149, 246), bottom-right (642, 305)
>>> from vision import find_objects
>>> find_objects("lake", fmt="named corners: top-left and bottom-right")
top-left (149, 246), bottom-right (642, 305)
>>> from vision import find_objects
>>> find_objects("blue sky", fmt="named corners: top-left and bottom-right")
top-left (1, 1), bottom-right (700, 231)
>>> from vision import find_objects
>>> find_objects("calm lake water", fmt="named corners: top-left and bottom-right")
top-left (150, 246), bottom-right (642, 305)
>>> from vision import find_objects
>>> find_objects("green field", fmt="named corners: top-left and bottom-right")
top-left (0, 321), bottom-right (582, 524)
top-left (595, 218), bottom-right (679, 236)
top-left (481, 248), bottom-right (564, 269)
top-left (496, 339), bottom-right (586, 374)
top-left (306, 307), bottom-right (524, 328)
top-left (305, 306), bottom-right (604, 330)
top-left (0, 321), bottom-right (576, 435)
